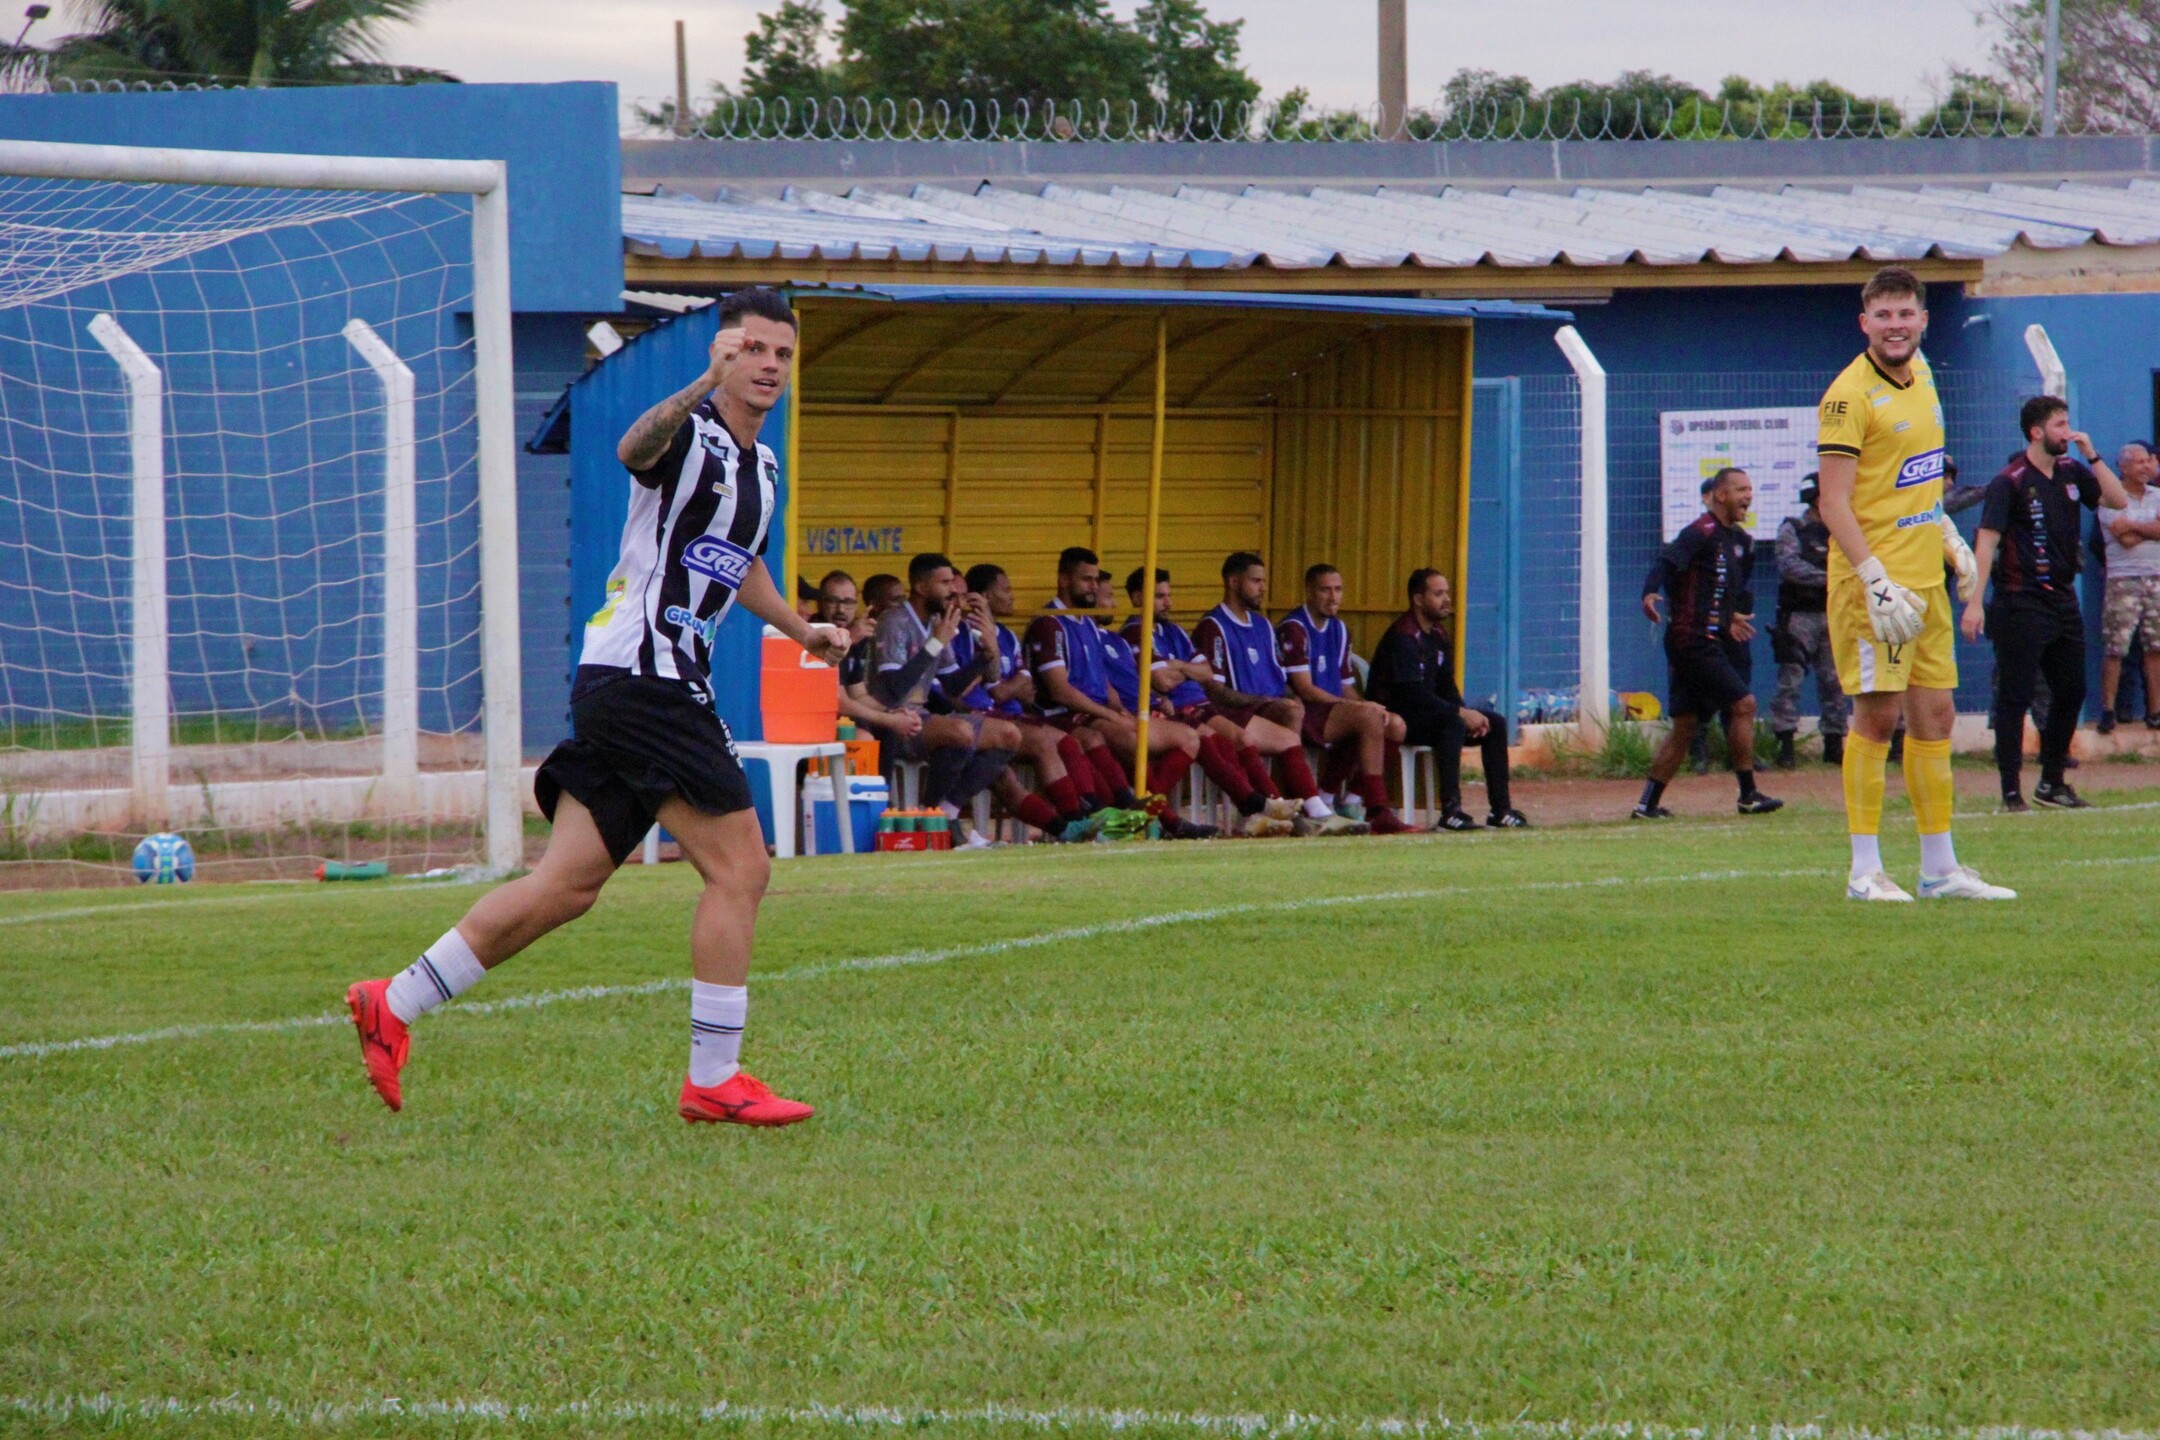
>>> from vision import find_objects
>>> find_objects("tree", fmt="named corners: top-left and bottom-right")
top-left (1665, 75), bottom-right (1904, 139)
top-left (1132, 0), bottom-right (1258, 118)
top-left (677, 0), bottom-right (1259, 133)
top-left (44, 0), bottom-right (454, 87)
top-left (1533, 69), bottom-right (1707, 138)
top-left (1981, 0), bottom-right (2160, 131)
top-left (1912, 68), bottom-right (2035, 135)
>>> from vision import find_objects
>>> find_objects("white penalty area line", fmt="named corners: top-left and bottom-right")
top-left (0, 864), bottom-right (1828, 1063)
top-left (13, 1397), bottom-right (2153, 1440)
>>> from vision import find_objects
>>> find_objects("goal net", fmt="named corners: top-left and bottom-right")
top-left (0, 142), bottom-right (521, 887)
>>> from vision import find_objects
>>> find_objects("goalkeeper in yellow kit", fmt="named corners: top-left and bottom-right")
top-left (1815, 267), bottom-right (2014, 902)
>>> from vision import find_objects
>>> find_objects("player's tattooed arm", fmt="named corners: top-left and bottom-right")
top-left (617, 373), bottom-right (712, 472)
top-left (617, 330), bottom-right (740, 472)
top-left (1198, 677), bottom-right (1269, 712)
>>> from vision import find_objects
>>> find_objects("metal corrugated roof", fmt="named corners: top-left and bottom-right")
top-left (623, 179), bottom-right (2160, 273)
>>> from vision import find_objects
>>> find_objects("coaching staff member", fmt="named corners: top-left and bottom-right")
top-left (1634, 466), bottom-right (1783, 819)
top-left (1367, 568), bottom-right (1527, 829)
top-left (345, 287), bottom-right (846, 1128)
top-left (1960, 396), bottom-right (2130, 810)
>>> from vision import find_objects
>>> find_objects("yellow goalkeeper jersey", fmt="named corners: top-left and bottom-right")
top-left (1816, 350), bottom-right (1947, 590)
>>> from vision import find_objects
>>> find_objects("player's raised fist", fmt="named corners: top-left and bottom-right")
top-left (705, 328), bottom-right (747, 382)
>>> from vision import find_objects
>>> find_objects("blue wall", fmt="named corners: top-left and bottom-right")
top-left (0, 83), bottom-right (624, 314)
top-left (0, 84), bottom-right (620, 753)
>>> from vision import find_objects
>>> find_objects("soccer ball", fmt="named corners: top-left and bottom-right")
top-left (131, 832), bottom-right (196, 884)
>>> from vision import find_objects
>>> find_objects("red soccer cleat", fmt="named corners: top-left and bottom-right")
top-left (1368, 807), bottom-right (1417, 835)
top-left (346, 978), bottom-right (410, 1112)
top-left (679, 1070), bottom-right (816, 1127)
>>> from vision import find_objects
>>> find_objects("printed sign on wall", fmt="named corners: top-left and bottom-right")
top-left (1658, 407), bottom-right (1819, 542)
top-left (803, 525), bottom-right (907, 556)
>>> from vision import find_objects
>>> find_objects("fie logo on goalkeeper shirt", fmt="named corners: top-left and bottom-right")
top-left (1895, 448), bottom-right (1945, 488)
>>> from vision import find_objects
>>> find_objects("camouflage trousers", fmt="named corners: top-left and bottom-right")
top-left (1769, 609), bottom-right (1848, 737)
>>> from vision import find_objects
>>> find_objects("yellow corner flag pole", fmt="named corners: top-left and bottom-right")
top-left (1131, 313), bottom-right (1168, 798)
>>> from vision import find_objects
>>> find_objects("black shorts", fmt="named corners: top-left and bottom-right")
top-left (534, 670), bottom-right (754, 865)
top-left (1666, 641), bottom-right (1752, 721)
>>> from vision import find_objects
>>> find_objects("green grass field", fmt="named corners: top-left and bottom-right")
top-left (6, 796), bottom-right (2160, 1438)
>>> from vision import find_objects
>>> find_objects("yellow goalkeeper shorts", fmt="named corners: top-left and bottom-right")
top-left (1828, 576), bottom-right (1958, 696)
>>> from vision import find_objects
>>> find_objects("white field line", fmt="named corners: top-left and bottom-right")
top-left (10, 845), bottom-right (2158, 1066)
top-left (0, 865), bottom-right (1828, 1063)
top-left (3, 795), bottom-right (2152, 926)
top-left (10, 1395), bottom-right (2157, 1440)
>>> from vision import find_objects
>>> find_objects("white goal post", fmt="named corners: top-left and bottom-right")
top-left (0, 140), bottom-right (524, 875)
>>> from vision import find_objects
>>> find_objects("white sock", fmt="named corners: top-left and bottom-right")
top-left (384, 927), bottom-right (486, 1024)
top-left (689, 980), bottom-right (747, 1087)
top-left (1302, 795), bottom-right (1334, 819)
top-left (1848, 833), bottom-right (1883, 882)
top-left (1919, 830), bottom-right (1958, 877)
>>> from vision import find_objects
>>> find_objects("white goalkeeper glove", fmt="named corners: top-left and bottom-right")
top-left (1939, 512), bottom-right (1978, 603)
top-left (1856, 555), bottom-right (1925, 646)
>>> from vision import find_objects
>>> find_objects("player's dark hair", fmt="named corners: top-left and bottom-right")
top-left (1304, 563), bottom-right (1340, 586)
top-left (717, 286), bottom-right (797, 333)
top-left (1407, 567), bottom-right (1444, 601)
top-left (1709, 466), bottom-right (1746, 492)
top-left (964, 563), bottom-right (1006, 595)
top-left (2019, 394), bottom-right (2068, 441)
top-left (1057, 546), bottom-right (1099, 577)
top-left (862, 573), bottom-right (903, 609)
top-left (908, 552), bottom-right (955, 585)
top-left (818, 569), bottom-right (855, 593)
top-left (1861, 266), bottom-right (1924, 309)
top-left (1125, 566), bottom-right (1170, 596)
top-left (795, 575), bottom-right (820, 601)
top-left (1221, 551), bottom-right (1264, 580)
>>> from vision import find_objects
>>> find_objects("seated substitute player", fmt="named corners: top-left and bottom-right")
top-left (1122, 567), bottom-right (1296, 836)
top-left (1280, 563), bottom-right (1413, 834)
top-left (1024, 548), bottom-right (1214, 838)
top-left (345, 287), bottom-right (844, 1126)
top-left (1634, 466), bottom-right (1784, 820)
top-left (1368, 569), bottom-right (1527, 830)
top-left (1816, 266), bottom-right (2011, 901)
top-left (871, 551), bottom-right (1025, 834)
top-left (945, 561), bottom-right (1098, 839)
top-left (1191, 552), bottom-right (1370, 836)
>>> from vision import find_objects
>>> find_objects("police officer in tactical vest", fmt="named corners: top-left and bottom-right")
top-left (1769, 474), bottom-right (1850, 769)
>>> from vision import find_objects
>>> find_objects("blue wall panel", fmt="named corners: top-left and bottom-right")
top-left (0, 83), bottom-right (623, 314)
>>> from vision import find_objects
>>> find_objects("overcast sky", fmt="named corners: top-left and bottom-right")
top-left (362, 0), bottom-right (2002, 120)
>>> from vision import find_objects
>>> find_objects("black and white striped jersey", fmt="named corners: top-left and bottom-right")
top-left (579, 399), bottom-right (776, 694)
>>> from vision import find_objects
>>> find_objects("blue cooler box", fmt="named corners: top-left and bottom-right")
top-left (809, 774), bottom-right (888, 855)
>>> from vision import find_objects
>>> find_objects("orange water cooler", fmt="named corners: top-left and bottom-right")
top-left (759, 625), bottom-right (840, 742)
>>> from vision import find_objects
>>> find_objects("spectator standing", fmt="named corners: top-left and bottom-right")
top-left (1769, 474), bottom-right (1849, 768)
top-left (1960, 397), bottom-right (2131, 810)
top-left (2096, 441), bottom-right (2160, 733)
top-left (1367, 569), bottom-right (1527, 829)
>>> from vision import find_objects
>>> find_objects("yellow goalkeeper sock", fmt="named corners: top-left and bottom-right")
top-left (1842, 732), bottom-right (1890, 836)
top-left (1903, 736), bottom-right (1955, 836)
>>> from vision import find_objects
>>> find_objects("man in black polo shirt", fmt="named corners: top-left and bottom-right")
top-left (1961, 395), bottom-right (2131, 809)
top-left (1634, 466), bottom-right (1783, 819)
top-left (1367, 568), bottom-right (1527, 829)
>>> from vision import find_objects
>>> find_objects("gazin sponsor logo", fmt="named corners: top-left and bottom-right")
top-left (1895, 447), bottom-right (1945, 488)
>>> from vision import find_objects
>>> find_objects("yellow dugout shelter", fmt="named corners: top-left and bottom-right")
top-left (782, 286), bottom-right (1566, 660)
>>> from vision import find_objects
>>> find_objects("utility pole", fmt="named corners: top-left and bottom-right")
top-left (2040, 0), bottom-right (2061, 136)
top-left (674, 19), bottom-right (692, 137)
top-left (1377, 0), bottom-right (1408, 140)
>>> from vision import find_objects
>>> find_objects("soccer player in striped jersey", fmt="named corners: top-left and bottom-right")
top-left (1279, 564), bottom-right (1413, 834)
top-left (345, 286), bottom-right (842, 1127)
top-left (1190, 553), bottom-right (1370, 837)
